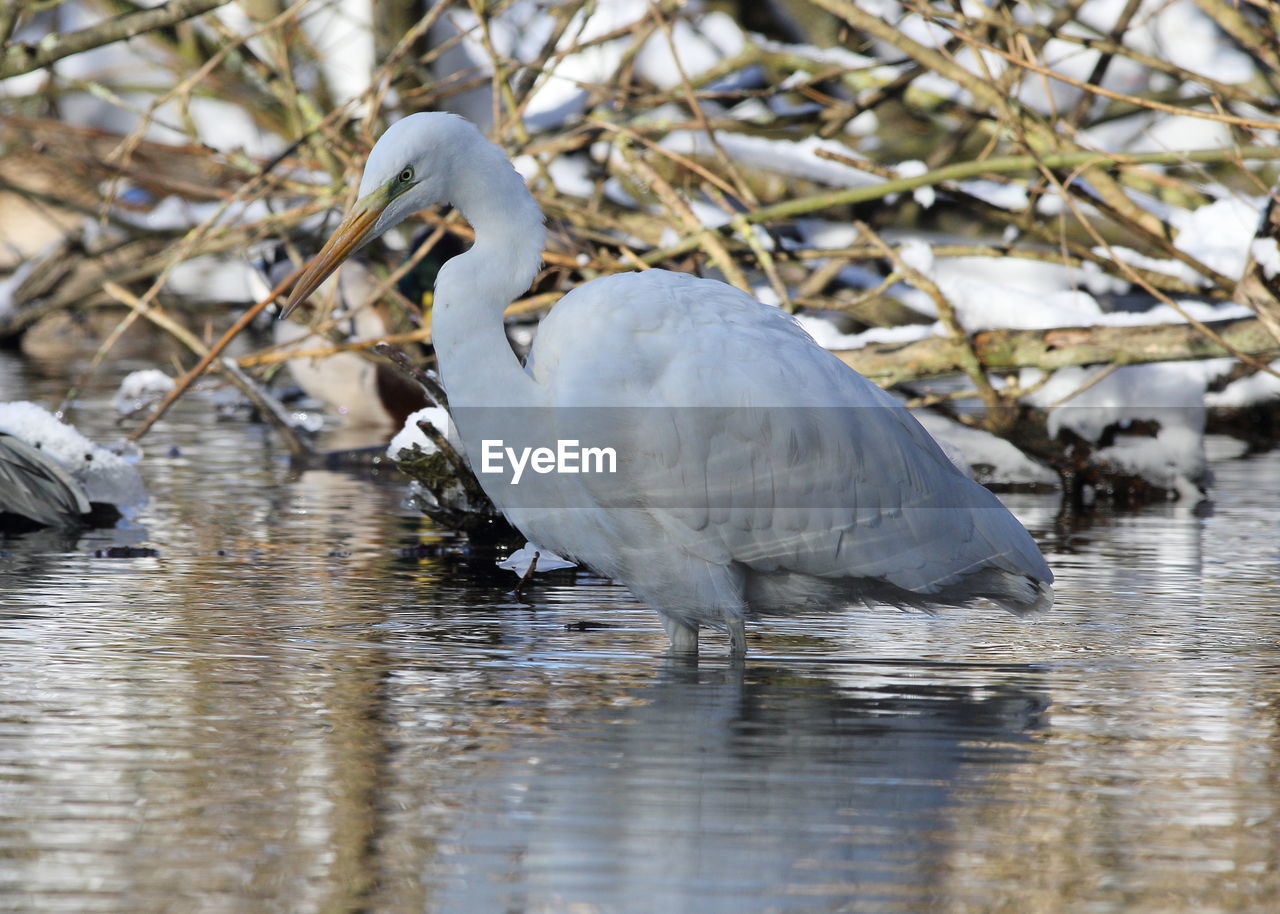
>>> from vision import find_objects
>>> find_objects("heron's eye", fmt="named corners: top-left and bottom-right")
top-left (398, 166), bottom-right (414, 184)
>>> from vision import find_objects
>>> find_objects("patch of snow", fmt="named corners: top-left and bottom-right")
top-left (1092, 300), bottom-right (1253, 326)
top-left (0, 259), bottom-right (40, 319)
top-left (1013, 38), bottom-right (1102, 113)
top-left (844, 110), bottom-right (879, 137)
top-left (110, 196), bottom-right (278, 234)
top-left (112, 370), bottom-right (175, 416)
top-left (913, 410), bottom-right (1058, 488)
top-left (1172, 196), bottom-right (1265, 280)
top-left (1205, 361), bottom-right (1280, 408)
top-left (1251, 238), bottom-right (1280, 280)
top-left (387, 407), bottom-right (455, 460)
top-left (796, 314), bottom-right (937, 350)
top-left (898, 238), bottom-right (934, 274)
top-left (287, 411), bottom-right (326, 434)
top-left (896, 160), bottom-right (934, 208)
top-left (916, 246), bottom-right (1251, 333)
top-left (1023, 360), bottom-right (1233, 495)
top-left (1101, 245), bottom-right (1202, 287)
top-left (1128, 112), bottom-right (1234, 154)
top-left (957, 179), bottom-right (1029, 211)
top-left (726, 97), bottom-right (773, 123)
top-left (1078, 259), bottom-right (1131, 297)
top-left (801, 225), bottom-right (1251, 337)
top-left (753, 284), bottom-right (781, 307)
top-left (300, 0), bottom-right (375, 106)
top-left (498, 541), bottom-right (577, 576)
top-left (1094, 427), bottom-right (1208, 502)
top-left (931, 258), bottom-right (1106, 331)
top-left (1100, 193), bottom-right (1266, 287)
top-left (688, 198), bottom-right (732, 230)
top-left (434, 2), bottom-right (746, 131)
top-left (1035, 192), bottom-right (1066, 218)
top-left (792, 220), bottom-right (860, 250)
top-left (635, 12), bottom-right (745, 90)
top-left (661, 131), bottom-right (883, 189)
top-left (1098, 0), bottom-right (1256, 85)
top-left (115, 196), bottom-right (200, 232)
top-left (515, 154), bottom-right (596, 198)
top-left (165, 254), bottom-right (260, 303)
top-left (149, 97), bottom-right (284, 159)
top-left (752, 36), bottom-right (877, 71)
top-left (602, 177), bottom-right (639, 209)
top-left (0, 401), bottom-right (147, 509)
top-left (857, 0), bottom-right (949, 51)
top-left (509, 325), bottom-right (536, 349)
top-left (908, 68), bottom-right (976, 108)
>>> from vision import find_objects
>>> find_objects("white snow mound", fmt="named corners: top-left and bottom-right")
top-left (0, 401), bottom-right (147, 509)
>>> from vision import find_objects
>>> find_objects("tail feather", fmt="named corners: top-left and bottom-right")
top-left (981, 571), bottom-right (1054, 616)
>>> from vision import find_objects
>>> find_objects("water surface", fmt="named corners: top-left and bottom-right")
top-left (2, 350), bottom-right (1278, 912)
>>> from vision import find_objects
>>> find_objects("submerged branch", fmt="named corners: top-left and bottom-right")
top-left (127, 265), bottom-right (300, 441)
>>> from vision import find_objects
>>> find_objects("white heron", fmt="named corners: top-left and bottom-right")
top-left (284, 112), bottom-right (1053, 656)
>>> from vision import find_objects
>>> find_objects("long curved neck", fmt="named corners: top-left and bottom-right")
top-left (432, 145), bottom-right (545, 409)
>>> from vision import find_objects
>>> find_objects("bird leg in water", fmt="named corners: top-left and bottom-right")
top-left (724, 611), bottom-right (747, 657)
top-left (662, 616), bottom-right (700, 653)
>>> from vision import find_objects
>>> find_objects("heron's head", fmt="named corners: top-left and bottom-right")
top-left (282, 113), bottom-right (477, 316)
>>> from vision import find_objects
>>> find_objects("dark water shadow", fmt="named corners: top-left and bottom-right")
top-left (418, 658), bottom-right (1049, 913)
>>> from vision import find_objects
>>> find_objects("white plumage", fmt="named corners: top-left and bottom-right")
top-left (285, 112), bottom-right (1052, 655)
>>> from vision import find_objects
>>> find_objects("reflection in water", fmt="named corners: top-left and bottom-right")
top-left (2, 353), bottom-right (1280, 911)
top-left (427, 662), bottom-right (1047, 913)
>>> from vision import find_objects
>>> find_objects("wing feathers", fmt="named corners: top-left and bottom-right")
top-left (527, 270), bottom-right (1051, 609)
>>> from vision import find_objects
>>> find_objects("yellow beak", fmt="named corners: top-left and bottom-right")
top-left (281, 191), bottom-right (387, 318)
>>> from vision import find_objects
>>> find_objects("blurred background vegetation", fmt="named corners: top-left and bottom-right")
top-left (2, 0), bottom-right (1279, 507)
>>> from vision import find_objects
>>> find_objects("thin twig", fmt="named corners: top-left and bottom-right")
top-left (220, 358), bottom-right (313, 461)
top-left (127, 264), bottom-right (302, 440)
top-left (373, 341), bottom-right (448, 409)
top-left (856, 221), bottom-right (1005, 424)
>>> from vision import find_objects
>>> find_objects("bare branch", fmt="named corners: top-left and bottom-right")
top-left (0, 0), bottom-right (230, 79)
top-left (838, 318), bottom-right (1280, 387)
